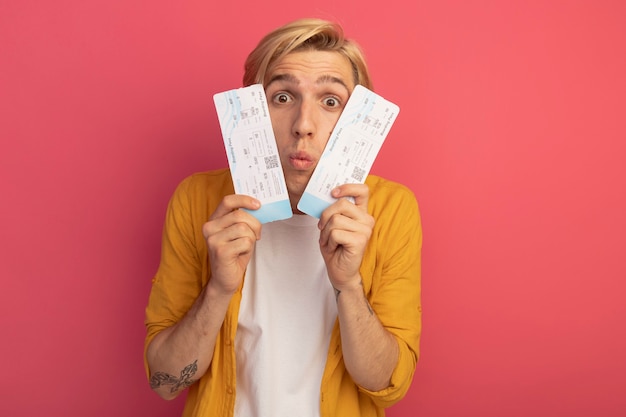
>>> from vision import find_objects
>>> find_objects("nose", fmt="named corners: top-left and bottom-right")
top-left (292, 100), bottom-right (316, 139)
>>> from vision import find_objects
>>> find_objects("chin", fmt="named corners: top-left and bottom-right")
top-left (286, 179), bottom-right (309, 199)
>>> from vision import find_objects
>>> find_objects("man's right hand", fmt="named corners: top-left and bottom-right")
top-left (202, 195), bottom-right (262, 295)
top-left (147, 194), bottom-right (262, 400)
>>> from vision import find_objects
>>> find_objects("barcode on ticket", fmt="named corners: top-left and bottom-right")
top-left (351, 166), bottom-right (366, 182)
top-left (264, 154), bottom-right (279, 170)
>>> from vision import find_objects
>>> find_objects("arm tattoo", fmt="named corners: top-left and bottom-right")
top-left (333, 286), bottom-right (374, 316)
top-left (150, 360), bottom-right (199, 393)
top-left (364, 295), bottom-right (374, 316)
top-left (334, 287), bottom-right (341, 302)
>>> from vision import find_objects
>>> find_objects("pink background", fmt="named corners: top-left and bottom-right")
top-left (1, 1), bottom-right (625, 416)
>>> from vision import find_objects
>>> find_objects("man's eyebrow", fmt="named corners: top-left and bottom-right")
top-left (266, 73), bottom-right (350, 92)
top-left (315, 74), bottom-right (350, 92)
top-left (266, 73), bottom-right (299, 88)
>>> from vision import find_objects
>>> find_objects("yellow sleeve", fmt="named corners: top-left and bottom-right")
top-left (359, 179), bottom-right (422, 407)
top-left (143, 176), bottom-right (206, 378)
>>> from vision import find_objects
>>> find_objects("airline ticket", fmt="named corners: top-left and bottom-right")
top-left (213, 84), bottom-right (292, 223)
top-left (297, 85), bottom-right (400, 218)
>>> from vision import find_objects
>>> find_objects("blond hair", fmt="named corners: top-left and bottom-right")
top-left (243, 18), bottom-right (372, 89)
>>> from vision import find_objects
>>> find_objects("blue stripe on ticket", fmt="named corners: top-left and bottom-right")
top-left (297, 192), bottom-right (332, 219)
top-left (243, 199), bottom-right (293, 223)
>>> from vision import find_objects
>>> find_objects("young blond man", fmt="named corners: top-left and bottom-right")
top-left (145, 18), bottom-right (422, 417)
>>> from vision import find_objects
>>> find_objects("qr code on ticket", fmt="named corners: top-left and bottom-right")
top-left (351, 166), bottom-right (366, 182)
top-left (264, 154), bottom-right (279, 170)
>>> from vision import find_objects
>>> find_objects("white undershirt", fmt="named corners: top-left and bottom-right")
top-left (234, 214), bottom-right (337, 417)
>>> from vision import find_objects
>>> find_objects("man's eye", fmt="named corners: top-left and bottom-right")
top-left (274, 93), bottom-right (291, 104)
top-left (323, 97), bottom-right (340, 107)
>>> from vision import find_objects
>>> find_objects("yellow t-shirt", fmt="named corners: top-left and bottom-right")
top-left (145, 168), bottom-right (422, 416)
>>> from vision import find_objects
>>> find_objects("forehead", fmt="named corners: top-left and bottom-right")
top-left (266, 50), bottom-right (355, 90)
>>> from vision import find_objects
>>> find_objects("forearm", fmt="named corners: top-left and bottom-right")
top-left (335, 279), bottom-right (399, 392)
top-left (146, 282), bottom-right (232, 400)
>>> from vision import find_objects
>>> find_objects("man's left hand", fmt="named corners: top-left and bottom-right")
top-left (318, 183), bottom-right (375, 290)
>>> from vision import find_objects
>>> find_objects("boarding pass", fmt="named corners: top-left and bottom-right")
top-left (213, 84), bottom-right (292, 223)
top-left (297, 85), bottom-right (400, 218)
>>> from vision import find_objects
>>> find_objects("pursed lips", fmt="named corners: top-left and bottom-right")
top-left (288, 150), bottom-right (316, 170)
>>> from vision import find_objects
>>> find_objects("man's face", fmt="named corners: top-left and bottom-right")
top-left (265, 49), bottom-right (355, 212)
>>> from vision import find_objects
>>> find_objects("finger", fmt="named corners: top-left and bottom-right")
top-left (331, 183), bottom-right (370, 209)
top-left (319, 227), bottom-right (342, 253)
top-left (213, 220), bottom-right (259, 245)
top-left (320, 227), bottom-right (370, 260)
top-left (204, 203), bottom-right (262, 241)
top-left (319, 211), bottom-right (373, 248)
top-left (209, 223), bottom-right (258, 257)
top-left (319, 197), bottom-right (374, 231)
top-left (210, 211), bottom-right (262, 241)
top-left (210, 194), bottom-right (261, 220)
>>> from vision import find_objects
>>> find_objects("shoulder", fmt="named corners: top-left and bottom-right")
top-left (168, 168), bottom-right (234, 216)
top-left (172, 168), bottom-right (234, 201)
top-left (365, 174), bottom-right (419, 217)
top-left (363, 175), bottom-right (423, 268)
top-left (176, 168), bottom-right (234, 194)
